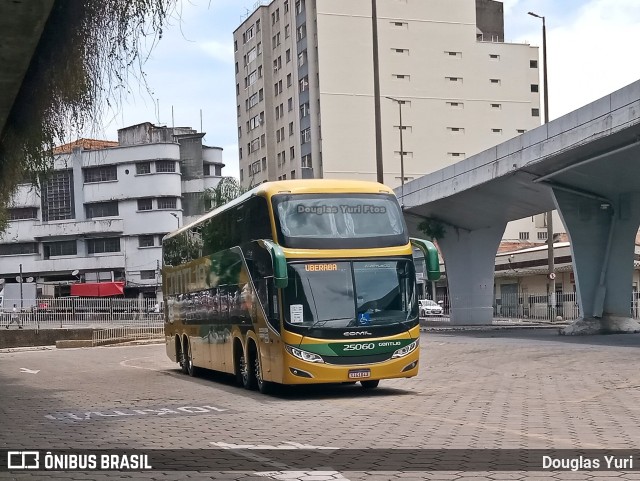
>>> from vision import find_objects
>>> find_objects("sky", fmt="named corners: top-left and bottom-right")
top-left (98, 0), bottom-right (640, 179)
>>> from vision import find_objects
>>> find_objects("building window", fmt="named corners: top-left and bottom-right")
top-left (272, 32), bottom-right (281, 48)
top-left (447, 127), bottom-right (464, 133)
top-left (249, 138), bottom-right (260, 153)
top-left (532, 108), bottom-right (540, 117)
top-left (538, 231), bottom-right (548, 240)
top-left (286, 49), bottom-right (291, 63)
top-left (446, 77), bottom-right (462, 83)
top-left (519, 232), bottom-right (530, 240)
top-left (203, 164), bottom-right (211, 176)
top-left (530, 60), bottom-right (538, 68)
top-left (290, 146), bottom-right (295, 159)
top-left (8, 207), bottom-right (37, 220)
top-left (301, 128), bottom-right (311, 144)
top-left (157, 198), bottom-right (177, 210)
top-left (273, 56), bottom-right (282, 71)
top-left (289, 121), bottom-right (294, 135)
top-left (285, 24), bottom-right (290, 38)
top-left (395, 48), bottom-right (408, 53)
top-left (296, 24), bottom-right (306, 41)
top-left (492, 128), bottom-right (502, 133)
top-left (295, 0), bottom-right (304, 15)
top-left (137, 198), bottom-right (153, 211)
top-left (244, 25), bottom-right (254, 43)
top-left (84, 165), bottom-right (117, 183)
top-left (41, 170), bottom-right (75, 221)
top-left (249, 92), bottom-right (259, 108)
top-left (491, 103), bottom-right (502, 109)
top-left (291, 170), bottom-right (296, 179)
top-left (85, 201), bottom-right (119, 219)
top-left (517, 129), bottom-right (527, 134)
top-left (301, 153), bottom-right (312, 168)
top-left (300, 102), bottom-right (310, 118)
top-left (43, 240), bottom-right (76, 258)
top-left (284, 0), bottom-right (289, 12)
top-left (156, 160), bottom-right (176, 173)
top-left (447, 102), bottom-right (463, 109)
top-left (287, 73), bottom-right (292, 87)
top-left (0, 242), bottom-right (39, 256)
top-left (446, 51), bottom-right (461, 57)
top-left (136, 162), bottom-right (151, 174)
top-left (531, 84), bottom-right (539, 93)
top-left (298, 50), bottom-right (307, 67)
top-left (138, 235), bottom-right (155, 248)
top-left (140, 270), bottom-right (156, 280)
top-left (489, 54), bottom-right (500, 60)
top-left (87, 238), bottom-right (121, 254)
top-left (490, 78), bottom-right (501, 84)
top-left (299, 76), bottom-right (309, 92)
top-left (250, 160), bottom-right (262, 175)
top-left (240, 169), bottom-right (244, 182)
top-left (393, 74), bottom-right (409, 80)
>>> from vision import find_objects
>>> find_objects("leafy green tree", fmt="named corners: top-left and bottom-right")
top-left (204, 177), bottom-right (248, 211)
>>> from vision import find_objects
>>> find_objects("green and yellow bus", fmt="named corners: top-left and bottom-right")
top-left (162, 180), bottom-right (439, 393)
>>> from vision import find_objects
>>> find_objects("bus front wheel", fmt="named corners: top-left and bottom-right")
top-left (361, 380), bottom-right (379, 389)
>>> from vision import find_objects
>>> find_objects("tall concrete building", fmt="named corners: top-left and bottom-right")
top-left (233, 0), bottom-right (541, 191)
top-left (0, 123), bottom-right (223, 299)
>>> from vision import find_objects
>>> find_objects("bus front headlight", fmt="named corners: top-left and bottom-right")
top-left (285, 345), bottom-right (325, 363)
top-left (391, 339), bottom-right (419, 358)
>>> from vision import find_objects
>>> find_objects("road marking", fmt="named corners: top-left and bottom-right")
top-left (211, 441), bottom-right (349, 481)
top-left (20, 368), bottom-right (40, 374)
top-left (45, 404), bottom-right (228, 422)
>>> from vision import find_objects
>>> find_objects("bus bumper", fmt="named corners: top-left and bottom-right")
top-left (281, 349), bottom-right (419, 385)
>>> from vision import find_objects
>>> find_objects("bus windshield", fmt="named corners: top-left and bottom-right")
top-left (272, 193), bottom-right (407, 248)
top-left (283, 259), bottom-right (417, 330)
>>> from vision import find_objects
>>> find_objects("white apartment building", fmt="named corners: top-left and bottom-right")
top-left (0, 122), bottom-right (223, 299)
top-left (234, 0), bottom-right (555, 242)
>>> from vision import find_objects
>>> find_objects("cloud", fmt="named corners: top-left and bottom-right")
top-left (545, 0), bottom-right (640, 117)
top-left (200, 40), bottom-right (235, 64)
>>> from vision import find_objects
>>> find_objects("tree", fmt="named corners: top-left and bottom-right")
top-left (0, 0), bottom-right (177, 232)
top-left (204, 177), bottom-right (248, 211)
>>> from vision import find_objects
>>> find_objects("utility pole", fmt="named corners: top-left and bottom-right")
top-left (19, 263), bottom-right (23, 311)
top-left (529, 11), bottom-right (555, 320)
top-left (371, 0), bottom-right (384, 184)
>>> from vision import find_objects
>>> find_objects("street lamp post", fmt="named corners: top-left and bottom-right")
top-left (170, 213), bottom-right (180, 229)
top-left (385, 96), bottom-right (405, 196)
top-left (529, 11), bottom-right (555, 320)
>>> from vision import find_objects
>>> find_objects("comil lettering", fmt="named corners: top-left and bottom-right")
top-left (305, 264), bottom-right (338, 271)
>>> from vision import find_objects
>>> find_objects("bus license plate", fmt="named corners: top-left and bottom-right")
top-left (348, 369), bottom-right (371, 379)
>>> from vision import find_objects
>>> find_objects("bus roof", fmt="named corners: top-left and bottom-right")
top-left (163, 179), bottom-right (395, 241)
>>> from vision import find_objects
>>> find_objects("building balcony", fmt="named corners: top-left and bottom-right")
top-left (31, 219), bottom-right (124, 240)
top-left (0, 253), bottom-right (125, 277)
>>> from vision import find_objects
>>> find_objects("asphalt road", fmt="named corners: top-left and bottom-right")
top-left (1, 329), bottom-right (639, 480)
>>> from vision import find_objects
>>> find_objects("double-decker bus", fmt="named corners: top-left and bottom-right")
top-left (162, 180), bottom-right (439, 393)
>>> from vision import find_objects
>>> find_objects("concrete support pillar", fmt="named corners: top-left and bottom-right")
top-left (554, 189), bottom-right (640, 334)
top-left (438, 223), bottom-right (506, 324)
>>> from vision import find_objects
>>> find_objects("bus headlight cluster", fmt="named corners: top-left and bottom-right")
top-left (285, 345), bottom-right (325, 363)
top-left (391, 339), bottom-right (419, 358)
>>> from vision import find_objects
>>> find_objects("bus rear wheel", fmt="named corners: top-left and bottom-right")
top-left (240, 351), bottom-right (256, 390)
top-left (179, 337), bottom-right (188, 374)
top-left (186, 341), bottom-right (198, 377)
top-left (361, 380), bottom-right (379, 389)
top-left (254, 354), bottom-right (273, 394)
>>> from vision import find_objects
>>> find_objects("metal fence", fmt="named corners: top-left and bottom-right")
top-left (422, 292), bottom-right (640, 323)
top-left (0, 297), bottom-right (163, 329)
top-left (92, 326), bottom-right (165, 346)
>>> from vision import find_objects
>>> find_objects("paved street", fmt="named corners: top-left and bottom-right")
top-left (1, 329), bottom-right (640, 480)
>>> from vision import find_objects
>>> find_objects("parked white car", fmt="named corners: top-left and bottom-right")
top-left (419, 299), bottom-right (444, 317)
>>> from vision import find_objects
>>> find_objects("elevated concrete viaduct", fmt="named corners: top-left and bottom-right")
top-left (398, 80), bottom-right (640, 334)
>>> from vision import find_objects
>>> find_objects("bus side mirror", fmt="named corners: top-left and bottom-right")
top-left (258, 239), bottom-right (288, 288)
top-left (410, 238), bottom-right (441, 281)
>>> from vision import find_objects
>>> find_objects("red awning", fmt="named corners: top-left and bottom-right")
top-left (70, 282), bottom-right (125, 297)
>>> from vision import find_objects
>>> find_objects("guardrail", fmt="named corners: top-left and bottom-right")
top-left (92, 326), bottom-right (165, 346)
top-left (0, 297), bottom-right (163, 329)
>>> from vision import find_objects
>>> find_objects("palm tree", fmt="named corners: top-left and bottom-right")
top-left (204, 177), bottom-right (248, 211)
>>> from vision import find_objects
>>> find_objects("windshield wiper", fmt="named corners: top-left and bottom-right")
top-left (310, 317), bottom-right (353, 329)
